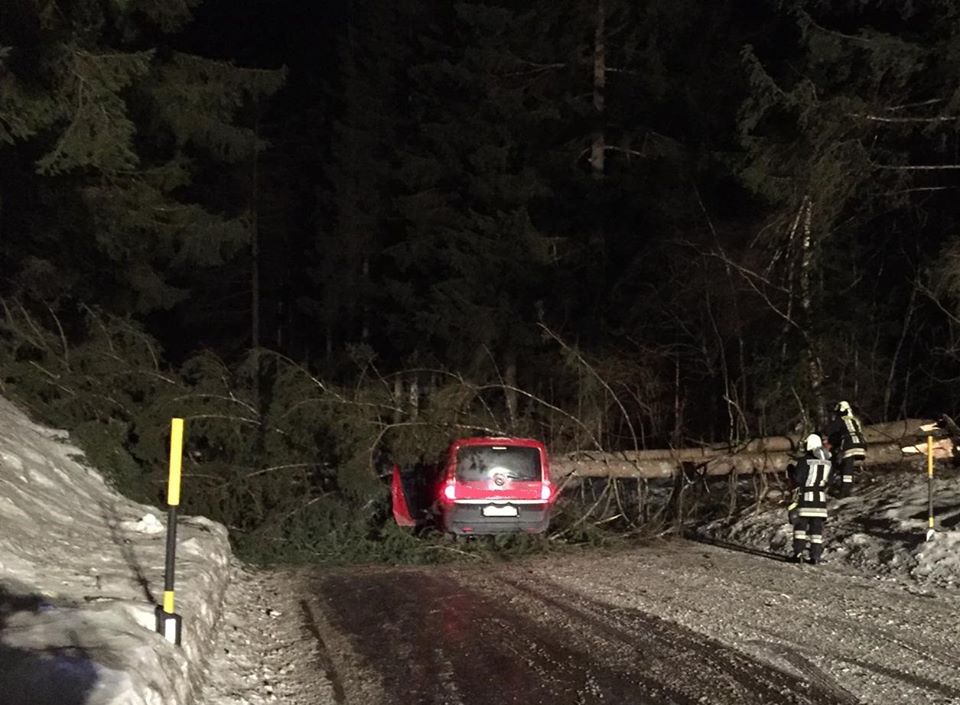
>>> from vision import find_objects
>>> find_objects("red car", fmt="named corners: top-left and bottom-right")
top-left (391, 437), bottom-right (556, 535)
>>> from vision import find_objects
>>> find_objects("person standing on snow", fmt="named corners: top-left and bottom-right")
top-left (788, 433), bottom-right (832, 565)
top-left (825, 400), bottom-right (866, 498)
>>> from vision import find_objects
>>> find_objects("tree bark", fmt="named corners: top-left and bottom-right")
top-left (393, 375), bottom-right (404, 425)
top-left (551, 419), bottom-right (940, 478)
top-left (504, 350), bottom-right (518, 427)
top-left (884, 283), bottom-right (917, 419)
top-left (799, 197), bottom-right (825, 425)
top-left (250, 102), bottom-right (261, 352)
top-left (589, 0), bottom-right (606, 177)
top-left (408, 376), bottom-right (420, 420)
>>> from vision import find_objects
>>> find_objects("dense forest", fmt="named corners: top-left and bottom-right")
top-left (2, 0), bottom-right (960, 560)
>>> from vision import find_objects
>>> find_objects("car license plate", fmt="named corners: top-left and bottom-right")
top-left (482, 504), bottom-right (518, 517)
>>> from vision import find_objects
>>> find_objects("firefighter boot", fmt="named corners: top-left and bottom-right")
top-left (792, 532), bottom-right (808, 564)
top-left (839, 476), bottom-right (853, 498)
top-left (808, 538), bottom-right (823, 565)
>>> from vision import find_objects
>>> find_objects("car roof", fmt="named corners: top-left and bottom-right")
top-left (450, 437), bottom-right (546, 451)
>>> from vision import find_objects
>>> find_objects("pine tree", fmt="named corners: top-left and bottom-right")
top-left (0, 0), bottom-right (284, 326)
top-left (738, 0), bottom-right (960, 419)
top-left (382, 3), bottom-right (555, 387)
top-left (310, 0), bottom-right (425, 365)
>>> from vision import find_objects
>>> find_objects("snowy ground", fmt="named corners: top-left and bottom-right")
top-left (0, 397), bottom-right (231, 705)
top-left (697, 464), bottom-right (960, 587)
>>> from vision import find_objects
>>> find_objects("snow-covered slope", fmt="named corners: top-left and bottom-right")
top-left (0, 397), bottom-right (232, 705)
top-left (698, 466), bottom-right (960, 587)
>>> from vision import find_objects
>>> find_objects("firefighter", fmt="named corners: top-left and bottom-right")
top-left (825, 400), bottom-right (866, 498)
top-left (789, 433), bottom-right (832, 565)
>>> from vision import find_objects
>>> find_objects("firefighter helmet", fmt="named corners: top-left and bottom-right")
top-left (835, 400), bottom-right (852, 415)
top-left (805, 433), bottom-right (823, 451)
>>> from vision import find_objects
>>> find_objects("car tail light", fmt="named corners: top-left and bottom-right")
top-left (540, 482), bottom-right (553, 501)
top-left (442, 480), bottom-right (457, 501)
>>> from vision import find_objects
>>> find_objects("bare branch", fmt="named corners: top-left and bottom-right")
top-left (244, 462), bottom-right (323, 479)
top-left (171, 393), bottom-right (258, 415)
top-left (884, 186), bottom-right (957, 195)
top-left (79, 305), bottom-right (118, 357)
top-left (481, 346), bottom-right (511, 428)
top-left (17, 301), bottom-right (51, 352)
top-left (885, 99), bottom-right (943, 112)
top-left (502, 60), bottom-right (566, 77)
top-left (539, 322), bottom-right (642, 457)
top-left (43, 302), bottom-right (69, 369)
top-left (875, 163), bottom-right (960, 171)
top-left (576, 144), bottom-right (649, 162)
top-left (184, 413), bottom-right (260, 425)
top-left (918, 282), bottom-right (960, 327)
top-left (475, 382), bottom-right (602, 450)
top-left (851, 113), bottom-right (960, 124)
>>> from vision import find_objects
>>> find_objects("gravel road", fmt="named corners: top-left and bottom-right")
top-left (202, 540), bottom-right (960, 705)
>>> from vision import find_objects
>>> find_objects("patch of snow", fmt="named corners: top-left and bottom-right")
top-left (912, 531), bottom-right (960, 586)
top-left (120, 514), bottom-right (166, 535)
top-left (0, 396), bottom-right (233, 704)
top-left (698, 467), bottom-right (960, 587)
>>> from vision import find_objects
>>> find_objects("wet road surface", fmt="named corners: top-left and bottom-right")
top-left (308, 566), bottom-right (856, 705)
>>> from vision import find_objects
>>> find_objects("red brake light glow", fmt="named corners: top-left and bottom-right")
top-left (443, 481), bottom-right (457, 501)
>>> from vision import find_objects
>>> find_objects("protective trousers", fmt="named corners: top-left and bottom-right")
top-left (837, 456), bottom-right (863, 497)
top-left (793, 516), bottom-right (825, 564)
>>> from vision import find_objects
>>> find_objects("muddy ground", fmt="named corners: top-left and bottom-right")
top-left (202, 539), bottom-right (960, 705)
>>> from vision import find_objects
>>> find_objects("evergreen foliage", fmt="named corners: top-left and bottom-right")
top-left (0, 0), bottom-right (284, 318)
top-left (0, 297), bottom-right (598, 562)
top-left (737, 0), bottom-right (960, 419)
top-left (5, 0), bottom-right (960, 562)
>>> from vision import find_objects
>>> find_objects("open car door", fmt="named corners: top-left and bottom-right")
top-left (391, 464), bottom-right (416, 527)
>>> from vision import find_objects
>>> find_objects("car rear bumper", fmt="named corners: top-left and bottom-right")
top-left (441, 501), bottom-right (551, 535)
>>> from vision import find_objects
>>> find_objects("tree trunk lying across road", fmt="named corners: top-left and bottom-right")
top-left (551, 419), bottom-right (952, 479)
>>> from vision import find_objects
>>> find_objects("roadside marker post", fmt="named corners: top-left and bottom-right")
top-left (156, 417), bottom-right (184, 645)
top-left (926, 434), bottom-right (936, 543)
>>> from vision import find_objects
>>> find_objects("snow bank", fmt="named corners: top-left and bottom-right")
top-left (0, 397), bottom-right (232, 705)
top-left (697, 467), bottom-right (960, 587)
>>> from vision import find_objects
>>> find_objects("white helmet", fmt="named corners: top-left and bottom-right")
top-left (805, 433), bottom-right (822, 451)
top-left (835, 400), bottom-right (851, 415)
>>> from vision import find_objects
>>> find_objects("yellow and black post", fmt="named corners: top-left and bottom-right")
top-left (156, 417), bottom-right (184, 645)
top-left (926, 434), bottom-right (936, 543)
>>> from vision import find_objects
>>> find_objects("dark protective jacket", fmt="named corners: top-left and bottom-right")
top-left (788, 447), bottom-right (832, 518)
top-left (826, 413), bottom-right (866, 461)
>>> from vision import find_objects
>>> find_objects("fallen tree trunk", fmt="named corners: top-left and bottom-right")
top-left (551, 419), bottom-right (950, 479)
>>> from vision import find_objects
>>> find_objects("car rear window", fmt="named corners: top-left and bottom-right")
top-left (455, 445), bottom-right (542, 482)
